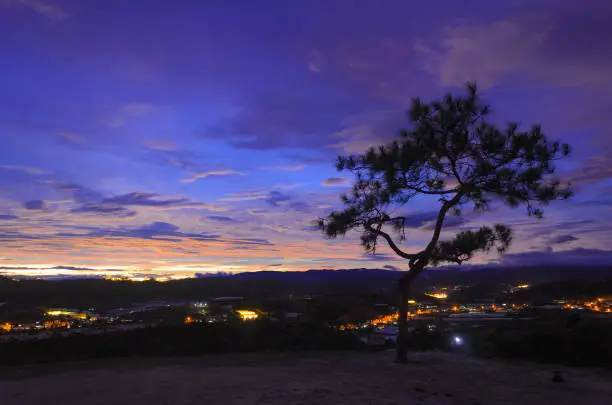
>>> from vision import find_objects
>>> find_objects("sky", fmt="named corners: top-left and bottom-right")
top-left (1, 0), bottom-right (612, 279)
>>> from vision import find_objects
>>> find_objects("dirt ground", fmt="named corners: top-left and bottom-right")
top-left (1, 351), bottom-right (610, 405)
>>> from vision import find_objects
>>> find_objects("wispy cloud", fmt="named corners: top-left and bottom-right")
top-left (207, 216), bottom-right (234, 222)
top-left (415, 6), bottom-right (612, 88)
top-left (0, 165), bottom-right (49, 176)
top-left (107, 103), bottom-right (154, 128)
top-left (56, 131), bottom-right (86, 146)
top-left (263, 164), bottom-right (306, 171)
top-left (70, 203), bottom-right (137, 218)
top-left (66, 190), bottom-right (228, 214)
top-left (547, 234), bottom-right (579, 245)
top-left (143, 140), bottom-right (178, 152)
top-left (321, 177), bottom-right (349, 187)
top-left (182, 169), bottom-right (245, 183)
top-left (23, 200), bottom-right (48, 211)
top-left (1, 0), bottom-right (70, 20)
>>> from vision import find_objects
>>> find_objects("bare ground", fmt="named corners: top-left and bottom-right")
top-left (1, 351), bottom-right (610, 405)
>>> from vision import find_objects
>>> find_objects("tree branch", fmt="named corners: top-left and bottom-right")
top-left (363, 222), bottom-right (419, 260)
top-left (423, 193), bottom-right (463, 255)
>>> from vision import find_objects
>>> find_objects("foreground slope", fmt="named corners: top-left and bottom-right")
top-left (1, 351), bottom-right (611, 405)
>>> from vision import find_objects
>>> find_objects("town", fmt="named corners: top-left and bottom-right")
top-left (2, 281), bottom-right (611, 347)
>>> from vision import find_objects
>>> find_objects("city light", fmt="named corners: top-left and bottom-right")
top-left (236, 310), bottom-right (258, 321)
top-left (425, 292), bottom-right (448, 300)
top-left (43, 320), bottom-right (71, 329)
top-left (46, 309), bottom-right (88, 320)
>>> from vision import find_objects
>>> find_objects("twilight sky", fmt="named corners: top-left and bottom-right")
top-left (1, 0), bottom-right (612, 279)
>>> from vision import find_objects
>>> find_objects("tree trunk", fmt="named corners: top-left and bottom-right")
top-left (395, 277), bottom-right (410, 363)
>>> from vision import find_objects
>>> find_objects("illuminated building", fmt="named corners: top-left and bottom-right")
top-left (43, 320), bottom-right (71, 329)
top-left (236, 310), bottom-right (258, 321)
top-left (370, 313), bottom-right (398, 326)
top-left (0, 322), bottom-right (11, 332)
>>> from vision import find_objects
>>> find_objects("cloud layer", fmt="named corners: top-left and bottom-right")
top-left (0, 1), bottom-right (611, 276)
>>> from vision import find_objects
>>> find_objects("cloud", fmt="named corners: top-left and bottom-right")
top-left (566, 154), bottom-right (612, 186)
top-left (415, 4), bottom-right (612, 88)
top-left (386, 211), bottom-right (469, 231)
top-left (548, 234), bottom-right (579, 245)
top-left (201, 93), bottom-right (359, 150)
top-left (57, 183), bottom-right (106, 205)
top-left (139, 221), bottom-right (179, 234)
top-left (0, 215), bottom-right (19, 220)
top-left (74, 221), bottom-right (216, 243)
top-left (362, 252), bottom-right (396, 262)
top-left (246, 208), bottom-right (268, 216)
top-left (500, 247), bottom-right (612, 266)
top-left (141, 140), bottom-right (199, 170)
top-left (321, 177), bottom-right (349, 187)
top-left (103, 192), bottom-right (189, 207)
top-left (52, 265), bottom-right (107, 271)
top-left (23, 200), bottom-right (47, 210)
top-left (48, 221), bottom-right (276, 247)
top-left (329, 111), bottom-right (405, 154)
top-left (62, 187), bottom-right (227, 213)
top-left (107, 103), bottom-right (154, 128)
top-left (0, 165), bottom-right (49, 176)
top-left (401, 212), bottom-right (438, 228)
top-left (0, 265), bottom-right (98, 272)
top-left (415, 19), bottom-right (550, 88)
top-left (207, 216), bottom-right (234, 222)
top-left (308, 60), bottom-right (322, 73)
top-left (265, 164), bottom-right (306, 171)
top-left (265, 191), bottom-right (291, 207)
top-left (70, 204), bottom-right (136, 218)
top-left (182, 169), bottom-right (245, 183)
top-left (421, 214), bottom-right (467, 231)
top-left (220, 190), bottom-right (269, 202)
top-left (143, 140), bottom-right (178, 152)
top-left (1, 0), bottom-right (70, 20)
top-left (287, 202), bottom-right (310, 212)
top-left (56, 131), bottom-right (86, 146)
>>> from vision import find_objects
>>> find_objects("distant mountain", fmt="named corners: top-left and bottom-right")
top-left (229, 265), bottom-right (612, 289)
top-left (1, 266), bottom-right (609, 313)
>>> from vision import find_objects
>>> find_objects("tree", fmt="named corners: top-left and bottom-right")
top-left (317, 83), bottom-right (572, 363)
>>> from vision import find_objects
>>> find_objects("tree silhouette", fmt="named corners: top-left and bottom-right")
top-left (317, 83), bottom-right (572, 363)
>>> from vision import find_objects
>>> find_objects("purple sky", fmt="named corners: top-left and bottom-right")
top-left (1, 0), bottom-right (612, 278)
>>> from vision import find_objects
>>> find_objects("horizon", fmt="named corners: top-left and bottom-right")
top-left (2, 262), bottom-right (611, 282)
top-left (2, 1), bottom-right (612, 279)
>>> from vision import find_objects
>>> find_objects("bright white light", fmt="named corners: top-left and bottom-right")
top-left (453, 335), bottom-right (463, 345)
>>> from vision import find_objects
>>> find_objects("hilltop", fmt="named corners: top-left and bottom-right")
top-left (2, 351), bottom-right (611, 405)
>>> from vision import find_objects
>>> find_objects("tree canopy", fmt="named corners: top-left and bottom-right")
top-left (318, 83), bottom-right (572, 276)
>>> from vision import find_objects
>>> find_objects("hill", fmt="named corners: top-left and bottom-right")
top-left (1, 351), bottom-right (611, 405)
top-left (1, 265), bottom-right (610, 313)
